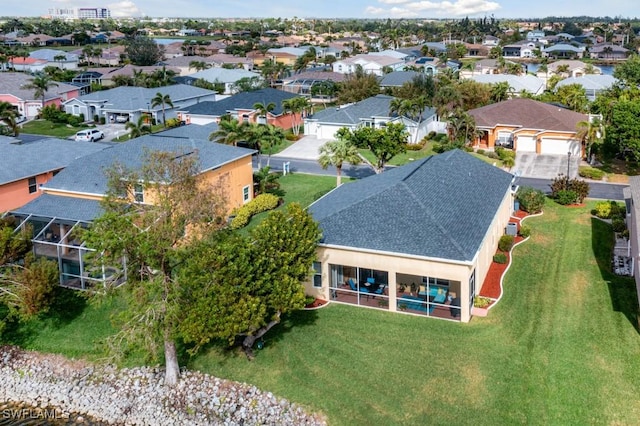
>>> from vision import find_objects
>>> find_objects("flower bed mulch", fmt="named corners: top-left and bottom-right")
top-left (304, 298), bottom-right (328, 309)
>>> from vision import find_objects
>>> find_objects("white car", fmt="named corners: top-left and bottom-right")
top-left (75, 129), bottom-right (105, 142)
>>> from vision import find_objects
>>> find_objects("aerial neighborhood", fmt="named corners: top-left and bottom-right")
top-left (2, 9), bottom-right (640, 424)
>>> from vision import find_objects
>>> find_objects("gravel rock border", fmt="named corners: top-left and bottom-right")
top-left (0, 346), bottom-right (326, 425)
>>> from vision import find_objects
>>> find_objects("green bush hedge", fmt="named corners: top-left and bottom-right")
top-left (230, 193), bottom-right (280, 229)
top-left (612, 218), bottom-right (626, 233)
top-left (556, 189), bottom-right (577, 205)
top-left (493, 252), bottom-right (508, 264)
top-left (498, 235), bottom-right (515, 252)
top-left (516, 186), bottom-right (545, 214)
top-left (519, 225), bottom-right (531, 238)
top-left (579, 166), bottom-right (605, 180)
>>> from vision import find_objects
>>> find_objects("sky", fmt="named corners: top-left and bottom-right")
top-left (6, 0), bottom-right (639, 20)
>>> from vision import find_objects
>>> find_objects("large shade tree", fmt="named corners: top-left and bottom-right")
top-left (81, 150), bottom-right (228, 386)
top-left (337, 122), bottom-right (409, 173)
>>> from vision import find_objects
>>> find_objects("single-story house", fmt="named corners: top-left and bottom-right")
top-left (332, 54), bottom-right (406, 76)
top-left (175, 68), bottom-right (263, 95)
top-left (468, 98), bottom-right (588, 155)
top-left (555, 75), bottom-right (617, 102)
top-left (96, 65), bottom-right (181, 87)
top-left (542, 44), bottom-right (585, 59)
top-left (304, 94), bottom-right (440, 142)
top-left (0, 72), bottom-right (81, 118)
top-left (29, 49), bottom-right (79, 70)
top-left (0, 136), bottom-right (108, 212)
top-left (379, 71), bottom-right (422, 89)
top-left (177, 87), bottom-right (303, 129)
top-left (8, 134), bottom-right (256, 289)
top-left (545, 60), bottom-right (602, 78)
top-left (305, 149), bottom-right (516, 323)
top-left (589, 43), bottom-right (630, 60)
top-left (62, 84), bottom-right (217, 124)
top-left (207, 54), bottom-right (254, 71)
top-left (159, 55), bottom-right (210, 76)
top-left (465, 74), bottom-right (546, 97)
top-left (280, 71), bottom-right (346, 98)
top-left (7, 57), bottom-right (49, 73)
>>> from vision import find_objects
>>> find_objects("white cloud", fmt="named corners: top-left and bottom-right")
top-left (366, 0), bottom-right (501, 17)
top-left (107, 1), bottom-right (142, 17)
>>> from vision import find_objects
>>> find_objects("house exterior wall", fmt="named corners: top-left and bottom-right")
top-left (628, 197), bottom-right (640, 308)
top-left (304, 184), bottom-right (514, 323)
top-left (0, 171), bottom-right (57, 212)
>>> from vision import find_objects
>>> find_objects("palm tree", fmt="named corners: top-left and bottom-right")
top-left (282, 97), bottom-right (311, 136)
top-left (576, 116), bottom-right (604, 162)
top-left (189, 60), bottom-right (209, 72)
top-left (490, 81), bottom-right (512, 102)
top-left (253, 101), bottom-right (276, 124)
top-left (125, 116), bottom-right (151, 139)
top-left (208, 117), bottom-right (246, 147)
top-left (53, 54), bottom-right (66, 69)
top-left (22, 73), bottom-right (58, 112)
top-left (244, 123), bottom-right (285, 167)
top-left (318, 138), bottom-right (362, 187)
top-left (0, 101), bottom-right (19, 136)
top-left (253, 166), bottom-right (283, 196)
top-left (150, 92), bottom-right (174, 128)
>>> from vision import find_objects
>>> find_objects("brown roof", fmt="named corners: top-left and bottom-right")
top-left (468, 98), bottom-right (587, 132)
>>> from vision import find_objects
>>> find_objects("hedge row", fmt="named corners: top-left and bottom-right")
top-left (230, 193), bottom-right (280, 229)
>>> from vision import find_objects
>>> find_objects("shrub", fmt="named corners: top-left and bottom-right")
top-left (519, 225), bottom-right (531, 238)
top-left (502, 156), bottom-right (515, 168)
top-left (474, 296), bottom-right (492, 308)
top-left (609, 201), bottom-right (626, 219)
top-left (550, 175), bottom-right (590, 203)
top-left (486, 151), bottom-right (499, 159)
top-left (166, 118), bottom-right (181, 128)
top-left (612, 218), bottom-right (626, 233)
top-left (406, 142), bottom-right (424, 151)
top-left (493, 252), bottom-right (508, 264)
top-left (93, 114), bottom-right (99, 123)
top-left (498, 235), bottom-right (515, 252)
top-left (463, 145), bottom-right (474, 152)
top-left (594, 201), bottom-right (612, 218)
top-left (579, 166), bottom-right (605, 180)
top-left (621, 229), bottom-right (630, 239)
top-left (556, 189), bottom-right (577, 205)
top-left (229, 193), bottom-right (280, 229)
top-left (517, 186), bottom-right (545, 214)
top-left (427, 131), bottom-right (437, 139)
top-left (99, 116), bottom-right (106, 125)
top-left (477, 149), bottom-right (486, 156)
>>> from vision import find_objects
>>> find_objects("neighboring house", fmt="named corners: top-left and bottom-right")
top-left (281, 71), bottom-right (346, 97)
top-left (589, 43), bottom-right (630, 60)
top-left (304, 94), bottom-right (440, 142)
top-left (176, 68), bottom-right (263, 95)
top-left (8, 134), bottom-right (256, 289)
top-left (379, 71), bottom-right (422, 89)
top-left (624, 177), bottom-right (640, 310)
top-left (468, 98), bottom-right (587, 155)
top-left (62, 84), bottom-right (217, 124)
top-left (545, 60), bottom-right (602, 78)
top-left (465, 74), bottom-right (546, 96)
top-left (555, 75), bottom-right (617, 101)
top-left (159, 55), bottom-right (210, 75)
top-left (482, 35), bottom-right (500, 46)
top-left (8, 57), bottom-right (49, 73)
top-left (16, 34), bottom-right (54, 46)
top-left (0, 72), bottom-right (80, 118)
top-left (207, 53), bottom-right (254, 71)
top-left (527, 30), bottom-right (546, 41)
top-left (0, 136), bottom-right (108, 212)
top-left (542, 44), bottom-right (585, 59)
top-left (177, 87), bottom-right (302, 129)
top-left (332, 54), bottom-right (405, 76)
top-left (29, 49), bottom-right (79, 69)
top-left (267, 47), bottom-right (313, 66)
top-left (465, 43), bottom-right (490, 57)
top-left (97, 64), bottom-right (181, 87)
top-left (305, 149), bottom-right (516, 323)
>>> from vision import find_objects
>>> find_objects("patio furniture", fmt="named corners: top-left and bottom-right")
top-left (398, 295), bottom-right (435, 314)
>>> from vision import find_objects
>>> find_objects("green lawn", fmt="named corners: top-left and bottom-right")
top-left (20, 119), bottom-right (89, 138)
top-left (3, 201), bottom-right (640, 424)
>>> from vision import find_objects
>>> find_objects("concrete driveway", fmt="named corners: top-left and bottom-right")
top-left (273, 135), bottom-right (331, 161)
top-left (514, 152), bottom-right (581, 179)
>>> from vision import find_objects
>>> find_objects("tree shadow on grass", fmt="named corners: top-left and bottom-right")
top-left (591, 217), bottom-right (640, 332)
top-left (1, 287), bottom-right (89, 347)
top-left (187, 308), bottom-right (320, 367)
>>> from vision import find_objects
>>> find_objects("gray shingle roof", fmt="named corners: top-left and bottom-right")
top-left (555, 75), bottom-right (617, 91)
top-left (11, 193), bottom-right (102, 223)
top-left (309, 94), bottom-right (395, 125)
top-left (154, 122), bottom-right (219, 139)
top-left (379, 71), bottom-right (422, 87)
top-left (0, 137), bottom-right (109, 185)
top-left (0, 72), bottom-right (78, 101)
top-left (189, 68), bottom-right (261, 83)
top-left (467, 74), bottom-right (545, 95)
top-left (42, 135), bottom-right (255, 196)
top-left (309, 150), bottom-right (514, 262)
top-left (180, 88), bottom-right (301, 116)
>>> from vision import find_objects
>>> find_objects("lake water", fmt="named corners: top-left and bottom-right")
top-left (525, 63), bottom-right (615, 75)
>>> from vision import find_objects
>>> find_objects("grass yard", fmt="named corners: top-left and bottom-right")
top-left (3, 201), bottom-right (640, 425)
top-left (20, 119), bottom-right (89, 138)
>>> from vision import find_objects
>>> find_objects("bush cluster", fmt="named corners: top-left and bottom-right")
top-left (493, 252), bottom-right (508, 264)
top-left (40, 105), bottom-right (84, 127)
top-left (474, 296), bottom-right (492, 308)
top-left (516, 186), bottom-right (545, 214)
top-left (494, 146), bottom-right (516, 168)
top-left (556, 189), bottom-right (578, 206)
top-left (406, 140), bottom-right (426, 151)
top-left (578, 166), bottom-right (605, 180)
top-left (550, 175), bottom-right (590, 204)
top-left (612, 218), bottom-right (626, 233)
top-left (229, 193), bottom-right (280, 229)
top-left (592, 200), bottom-right (626, 220)
top-left (498, 235), bottom-right (515, 252)
top-left (519, 225), bottom-right (531, 238)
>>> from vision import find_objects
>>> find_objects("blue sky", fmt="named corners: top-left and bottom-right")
top-left (9, 0), bottom-right (639, 19)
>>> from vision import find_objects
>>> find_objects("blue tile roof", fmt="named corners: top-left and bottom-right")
top-left (309, 150), bottom-right (514, 262)
top-left (42, 135), bottom-right (255, 196)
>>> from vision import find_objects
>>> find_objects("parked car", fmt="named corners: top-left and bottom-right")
top-left (75, 129), bottom-right (105, 142)
top-left (115, 115), bottom-right (129, 123)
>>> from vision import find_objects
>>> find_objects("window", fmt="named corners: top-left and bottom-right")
top-left (28, 177), bottom-right (37, 194)
top-left (242, 185), bottom-right (251, 203)
top-left (312, 262), bottom-right (322, 287)
top-left (133, 184), bottom-right (144, 203)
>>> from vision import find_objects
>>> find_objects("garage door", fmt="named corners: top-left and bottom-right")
top-left (317, 124), bottom-right (341, 139)
top-left (26, 104), bottom-right (40, 118)
top-left (540, 138), bottom-right (581, 156)
top-left (516, 136), bottom-right (536, 152)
